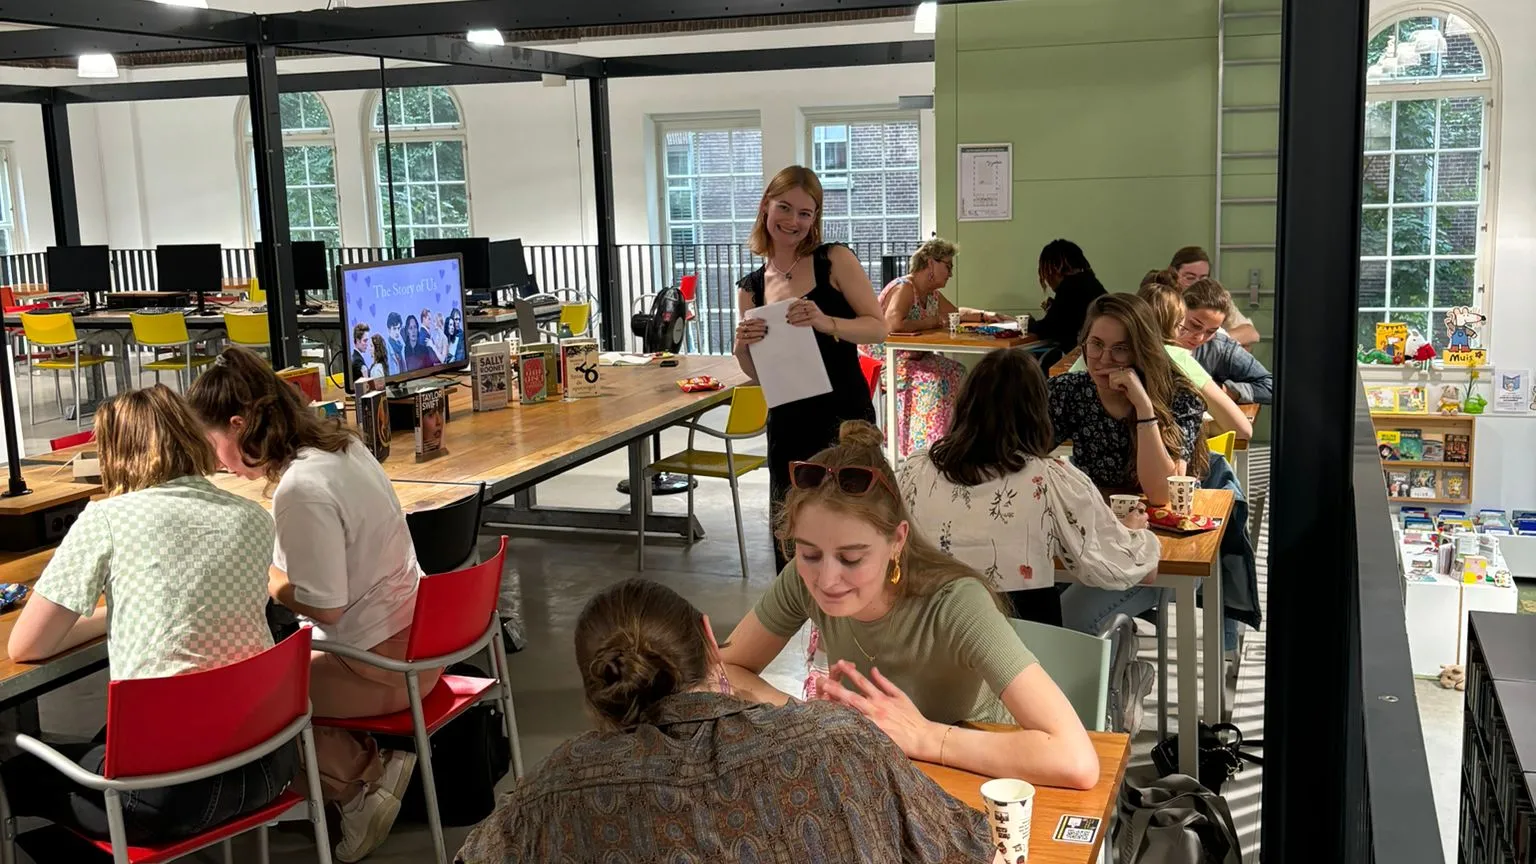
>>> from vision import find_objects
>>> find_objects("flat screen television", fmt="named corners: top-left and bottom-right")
top-left (337, 254), bottom-right (468, 391)
top-left (155, 244), bottom-right (222, 314)
top-left (46, 246), bottom-right (110, 311)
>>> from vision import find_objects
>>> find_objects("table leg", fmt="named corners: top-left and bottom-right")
top-left (1157, 593), bottom-right (1169, 742)
top-left (883, 345), bottom-right (897, 462)
top-left (1203, 558), bottom-right (1226, 725)
top-left (1236, 447), bottom-right (1249, 496)
top-left (1175, 576), bottom-right (1199, 775)
top-left (627, 439), bottom-right (648, 524)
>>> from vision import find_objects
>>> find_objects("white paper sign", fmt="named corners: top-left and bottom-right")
top-left (1494, 368), bottom-right (1529, 414)
top-left (958, 143), bottom-right (1012, 221)
top-left (745, 299), bottom-right (833, 408)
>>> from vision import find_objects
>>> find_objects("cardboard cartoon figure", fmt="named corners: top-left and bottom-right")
top-left (1445, 306), bottom-right (1486, 350)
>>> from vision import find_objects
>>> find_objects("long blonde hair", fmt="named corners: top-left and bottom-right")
top-left (748, 165), bottom-right (824, 258)
top-left (777, 420), bottom-right (1007, 611)
top-left (1081, 294), bottom-right (1209, 480)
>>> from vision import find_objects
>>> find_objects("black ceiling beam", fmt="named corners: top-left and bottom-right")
top-left (0, 0), bottom-right (259, 43)
top-left (289, 36), bottom-right (602, 78)
top-left (0, 85), bottom-right (53, 104)
top-left (0, 28), bottom-right (224, 61)
top-left (47, 63), bottom-right (543, 105)
top-left (603, 40), bottom-right (933, 77)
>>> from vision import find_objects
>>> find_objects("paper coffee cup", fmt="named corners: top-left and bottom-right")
top-left (948, 312), bottom-right (962, 334)
top-left (1111, 494), bottom-right (1142, 518)
top-left (1167, 476), bottom-right (1198, 517)
top-left (980, 778), bottom-right (1035, 862)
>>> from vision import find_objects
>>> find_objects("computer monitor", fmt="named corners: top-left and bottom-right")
top-left (415, 238), bottom-right (490, 304)
top-left (337, 254), bottom-right (468, 391)
top-left (155, 244), bottom-right (223, 314)
top-left (254, 240), bottom-right (329, 309)
top-left (46, 246), bottom-right (110, 311)
top-left (488, 238), bottom-right (535, 299)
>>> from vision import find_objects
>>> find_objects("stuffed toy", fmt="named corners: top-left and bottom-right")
top-left (1439, 664), bottom-right (1466, 691)
top-left (1404, 331), bottom-right (1437, 371)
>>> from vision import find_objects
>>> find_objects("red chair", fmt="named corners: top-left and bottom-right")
top-left (49, 429), bottom-right (96, 451)
top-left (679, 275), bottom-right (698, 351)
top-left (858, 354), bottom-right (883, 399)
top-left (0, 629), bottom-right (332, 864)
top-left (312, 536), bottom-right (521, 864)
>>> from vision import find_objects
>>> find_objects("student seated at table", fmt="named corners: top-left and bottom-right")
top-left (900, 348), bottom-right (1159, 627)
top-left (456, 578), bottom-right (1001, 864)
top-left (3, 385), bottom-right (296, 845)
top-left (863, 238), bottom-right (1010, 458)
top-left (720, 421), bottom-right (1099, 789)
top-left (1176, 277), bottom-right (1274, 405)
top-left (1025, 239), bottom-right (1105, 369)
top-left (1169, 246), bottom-right (1259, 347)
top-left (188, 346), bottom-right (434, 864)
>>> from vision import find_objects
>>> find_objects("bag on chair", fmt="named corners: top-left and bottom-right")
top-left (389, 661), bottom-right (512, 827)
top-left (1116, 772), bottom-right (1242, 864)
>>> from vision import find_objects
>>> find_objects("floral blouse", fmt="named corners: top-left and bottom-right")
top-left (862, 277), bottom-right (941, 360)
top-left (899, 451), bottom-right (1160, 593)
top-left (1047, 371), bottom-right (1206, 491)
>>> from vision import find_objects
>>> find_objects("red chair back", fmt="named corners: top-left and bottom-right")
top-left (405, 535), bottom-right (507, 662)
top-left (102, 628), bottom-right (313, 779)
top-left (679, 275), bottom-right (697, 303)
top-left (858, 354), bottom-right (883, 399)
top-left (50, 429), bottom-right (95, 451)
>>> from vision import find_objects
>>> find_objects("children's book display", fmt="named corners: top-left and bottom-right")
top-left (1372, 398), bottom-right (1476, 503)
top-left (1399, 506), bottom-right (1519, 678)
top-left (413, 386), bottom-right (447, 462)
top-left (470, 341), bottom-right (511, 412)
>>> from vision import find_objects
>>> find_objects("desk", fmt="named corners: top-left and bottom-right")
top-left (917, 728), bottom-right (1130, 864)
top-left (1056, 488), bottom-right (1233, 777)
top-left (208, 473), bottom-right (478, 515)
top-left (0, 549), bottom-right (107, 710)
top-left (0, 465), bottom-right (100, 516)
top-left (882, 331), bottom-right (1037, 460)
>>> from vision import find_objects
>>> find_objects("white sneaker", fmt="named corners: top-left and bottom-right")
top-left (334, 751), bottom-right (417, 863)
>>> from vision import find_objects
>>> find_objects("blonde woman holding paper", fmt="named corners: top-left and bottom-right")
top-left (734, 165), bottom-right (888, 573)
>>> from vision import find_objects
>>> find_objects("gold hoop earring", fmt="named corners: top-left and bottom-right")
top-left (889, 557), bottom-right (902, 585)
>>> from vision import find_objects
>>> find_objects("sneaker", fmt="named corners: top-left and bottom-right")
top-left (1120, 660), bottom-right (1156, 738)
top-left (334, 751), bottom-right (417, 862)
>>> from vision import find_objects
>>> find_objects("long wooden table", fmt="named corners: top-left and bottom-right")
top-left (919, 728), bottom-right (1131, 864)
top-left (881, 329), bottom-right (1038, 459)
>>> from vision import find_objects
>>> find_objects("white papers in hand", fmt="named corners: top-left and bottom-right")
top-left (745, 299), bottom-right (833, 408)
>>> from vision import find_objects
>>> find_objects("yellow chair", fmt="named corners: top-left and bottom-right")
top-left (130, 312), bottom-right (216, 390)
top-left (246, 276), bottom-right (266, 304)
top-left (1207, 430), bottom-right (1236, 461)
top-left (558, 302), bottom-right (592, 337)
top-left (19, 312), bottom-right (110, 430)
top-left (638, 385), bottom-right (768, 579)
top-left (223, 311), bottom-right (270, 356)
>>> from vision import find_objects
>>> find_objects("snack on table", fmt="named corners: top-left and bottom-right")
top-left (677, 376), bottom-right (724, 392)
top-left (1146, 506), bottom-right (1219, 533)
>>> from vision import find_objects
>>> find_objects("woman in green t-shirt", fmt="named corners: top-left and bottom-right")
top-left (719, 421), bottom-right (1100, 790)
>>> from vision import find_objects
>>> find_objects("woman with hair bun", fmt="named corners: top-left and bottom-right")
top-left (457, 578), bottom-right (1002, 864)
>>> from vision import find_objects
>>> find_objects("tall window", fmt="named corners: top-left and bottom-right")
top-left (0, 145), bottom-right (18, 255)
top-left (807, 113), bottom-right (921, 258)
top-left (658, 119), bottom-right (763, 247)
top-left (1359, 11), bottom-right (1492, 352)
top-left (371, 86), bottom-right (470, 251)
top-left (243, 92), bottom-right (341, 247)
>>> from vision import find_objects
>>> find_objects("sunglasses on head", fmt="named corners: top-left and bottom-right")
top-left (789, 461), bottom-right (897, 497)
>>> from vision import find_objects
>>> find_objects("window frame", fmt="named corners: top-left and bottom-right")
top-left (652, 112), bottom-right (764, 250)
top-left (1361, 4), bottom-right (1501, 352)
top-left (0, 143), bottom-right (22, 256)
top-left (238, 92), bottom-right (343, 248)
top-left (801, 106), bottom-right (923, 252)
top-left (367, 86), bottom-right (473, 250)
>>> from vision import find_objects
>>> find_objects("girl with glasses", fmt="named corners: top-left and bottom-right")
top-left (719, 420), bottom-right (1099, 788)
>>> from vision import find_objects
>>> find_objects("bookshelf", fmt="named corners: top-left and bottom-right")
top-left (1461, 613), bottom-right (1536, 863)
top-left (1371, 412), bottom-right (1476, 505)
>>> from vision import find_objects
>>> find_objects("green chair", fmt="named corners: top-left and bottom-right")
top-left (1009, 618), bottom-right (1112, 732)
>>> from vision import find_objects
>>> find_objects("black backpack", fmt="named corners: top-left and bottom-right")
top-left (385, 661), bottom-right (513, 827)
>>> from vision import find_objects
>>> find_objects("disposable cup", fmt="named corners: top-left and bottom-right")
top-left (980, 778), bottom-right (1035, 862)
top-left (1110, 494), bottom-right (1142, 518)
top-left (947, 312), bottom-right (962, 335)
top-left (1167, 476), bottom-right (1198, 517)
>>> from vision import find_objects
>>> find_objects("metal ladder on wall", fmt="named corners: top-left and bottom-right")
top-left (1215, 1), bottom-right (1283, 313)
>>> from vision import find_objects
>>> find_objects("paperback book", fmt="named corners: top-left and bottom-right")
top-left (1395, 385), bottom-right (1427, 414)
top-left (1386, 469), bottom-right (1410, 498)
top-left (1443, 469), bottom-right (1470, 500)
top-left (354, 376), bottom-right (390, 462)
top-left (1365, 386), bottom-right (1396, 413)
top-left (1377, 430), bottom-right (1401, 460)
top-left (470, 341), bottom-right (511, 412)
top-left (277, 365), bottom-right (324, 405)
top-left (1398, 428), bottom-right (1424, 461)
top-left (561, 338), bottom-right (601, 399)
top-left (1445, 433), bottom-right (1471, 463)
top-left (1408, 469), bottom-right (1438, 499)
top-left (519, 344), bottom-right (558, 404)
top-left (414, 386), bottom-right (446, 462)
top-left (1421, 432), bottom-right (1445, 462)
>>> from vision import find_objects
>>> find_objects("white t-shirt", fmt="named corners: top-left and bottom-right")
top-left (272, 441), bottom-right (422, 649)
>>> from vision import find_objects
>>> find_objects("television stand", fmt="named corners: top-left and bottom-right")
top-left (385, 376), bottom-right (456, 400)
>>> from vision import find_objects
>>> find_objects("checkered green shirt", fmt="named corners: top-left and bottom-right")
top-left (34, 475), bottom-right (276, 680)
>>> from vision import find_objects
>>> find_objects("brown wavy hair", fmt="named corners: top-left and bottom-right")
top-left (94, 385), bottom-right (217, 496)
top-left (778, 421), bottom-right (1006, 611)
top-left (929, 348), bottom-right (1053, 487)
top-left (186, 345), bottom-right (357, 484)
top-left (1183, 277), bottom-right (1234, 318)
top-left (1136, 281), bottom-right (1186, 342)
top-left (1140, 268), bottom-right (1180, 291)
top-left (1169, 246), bottom-right (1210, 269)
top-left (748, 165), bottom-right (824, 259)
top-left (908, 238), bottom-right (958, 274)
top-left (575, 578), bottom-right (715, 729)
top-left (1081, 294), bottom-right (1208, 480)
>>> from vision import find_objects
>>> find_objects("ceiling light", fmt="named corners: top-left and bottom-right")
top-left (155, 0), bottom-right (210, 6)
top-left (467, 29), bottom-right (505, 47)
top-left (77, 54), bottom-right (119, 79)
top-left (914, 1), bottom-right (937, 34)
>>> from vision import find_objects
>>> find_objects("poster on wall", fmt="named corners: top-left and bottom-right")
top-left (957, 143), bottom-right (1012, 221)
top-left (1494, 368), bottom-right (1530, 414)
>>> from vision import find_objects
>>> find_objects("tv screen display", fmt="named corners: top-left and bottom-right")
top-left (46, 246), bottom-right (110, 295)
top-left (338, 254), bottom-right (468, 388)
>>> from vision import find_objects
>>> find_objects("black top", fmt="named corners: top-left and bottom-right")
top-left (1026, 270), bottom-right (1107, 345)
top-left (1047, 371), bottom-right (1205, 490)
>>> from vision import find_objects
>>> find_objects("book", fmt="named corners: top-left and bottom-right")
top-left (519, 344), bottom-right (557, 404)
top-left (561, 338), bottom-right (601, 400)
top-left (1421, 432), bottom-right (1445, 462)
top-left (356, 391), bottom-right (390, 462)
top-left (1443, 469), bottom-right (1469, 500)
top-left (1385, 469), bottom-right (1410, 498)
top-left (1398, 428), bottom-right (1423, 461)
top-left (1365, 386), bottom-right (1396, 413)
top-left (1445, 433), bottom-right (1470, 463)
top-left (470, 341), bottom-right (511, 412)
top-left (413, 386), bottom-right (446, 462)
top-left (277, 365), bottom-right (324, 405)
top-left (1409, 469), bottom-right (1437, 499)
top-left (1376, 430), bottom-right (1401, 460)
top-left (1376, 321), bottom-right (1408, 362)
top-left (1395, 385), bottom-right (1427, 414)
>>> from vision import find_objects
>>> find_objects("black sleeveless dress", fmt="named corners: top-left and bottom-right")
top-left (740, 244), bottom-right (878, 572)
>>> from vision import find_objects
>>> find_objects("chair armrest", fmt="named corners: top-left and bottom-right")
top-left (675, 419), bottom-right (763, 442)
top-left (5, 733), bottom-right (110, 790)
top-left (312, 640), bottom-right (413, 673)
top-left (312, 627), bottom-right (497, 675)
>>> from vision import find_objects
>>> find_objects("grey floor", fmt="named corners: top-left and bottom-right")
top-left (12, 366), bottom-right (1292, 863)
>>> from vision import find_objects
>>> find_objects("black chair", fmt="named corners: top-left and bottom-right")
top-left (407, 483), bottom-right (486, 575)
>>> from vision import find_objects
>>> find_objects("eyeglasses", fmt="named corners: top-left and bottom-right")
top-left (789, 461), bottom-right (897, 498)
top-left (1177, 318), bottom-right (1221, 340)
top-left (937, 258), bottom-right (955, 273)
top-left (1083, 338), bottom-right (1132, 364)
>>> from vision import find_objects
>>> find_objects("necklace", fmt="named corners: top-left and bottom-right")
top-left (768, 255), bottom-right (803, 281)
top-left (850, 631), bottom-right (877, 664)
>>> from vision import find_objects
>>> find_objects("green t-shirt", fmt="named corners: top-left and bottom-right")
top-left (1069, 343), bottom-right (1212, 389)
top-left (753, 562), bottom-right (1037, 725)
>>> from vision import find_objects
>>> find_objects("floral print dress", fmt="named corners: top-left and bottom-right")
top-left (862, 278), bottom-right (966, 459)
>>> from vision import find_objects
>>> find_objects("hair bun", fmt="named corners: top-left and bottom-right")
top-left (585, 638), bottom-right (679, 727)
top-left (838, 420), bottom-right (884, 450)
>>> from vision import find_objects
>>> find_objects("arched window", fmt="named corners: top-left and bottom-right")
top-left (242, 92), bottom-right (341, 247)
top-left (1359, 9), bottom-right (1494, 351)
top-left (369, 86), bottom-right (470, 251)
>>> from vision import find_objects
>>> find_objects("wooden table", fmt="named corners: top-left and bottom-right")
top-left (1055, 488), bottom-right (1234, 777)
top-left (207, 473), bottom-right (479, 515)
top-left (918, 729), bottom-right (1131, 864)
top-left (0, 465), bottom-right (101, 515)
top-left (882, 330), bottom-right (1038, 460)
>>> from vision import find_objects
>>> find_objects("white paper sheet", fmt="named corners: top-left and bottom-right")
top-left (745, 299), bottom-right (833, 408)
top-left (958, 143), bottom-right (1012, 222)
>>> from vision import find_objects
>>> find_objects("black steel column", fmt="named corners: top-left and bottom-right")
top-left (1262, 0), bottom-right (1371, 857)
top-left (379, 60), bottom-right (400, 255)
top-left (589, 77), bottom-right (622, 351)
top-left (40, 102), bottom-right (80, 247)
top-left (246, 43), bottom-right (300, 367)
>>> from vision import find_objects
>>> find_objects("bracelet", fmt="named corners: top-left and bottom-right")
top-left (832, 319), bottom-right (841, 342)
top-left (1136, 416), bottom-right (1158, 425)
top-left (939, 725), bottom-right (955, 767)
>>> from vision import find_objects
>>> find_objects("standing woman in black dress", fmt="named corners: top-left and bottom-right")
top-left (734, 166), bottom-right (889, 573)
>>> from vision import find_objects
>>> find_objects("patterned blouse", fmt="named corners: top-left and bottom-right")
top-left (1047, 371), bottom-right (1206, 491)
top-left (862, 277), bottom-right (942, 360)
top-left (455, 693), bottom-right (994, 864)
